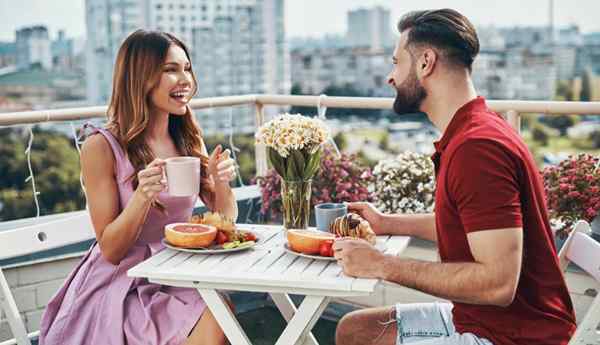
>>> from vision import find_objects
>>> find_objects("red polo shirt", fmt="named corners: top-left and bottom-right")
top-left (433, 97), bottom-right (576, 345)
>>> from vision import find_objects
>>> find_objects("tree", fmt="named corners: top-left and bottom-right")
top-left (591, 130), bottom-right (600, 149)
top-left (555, 80), bottom-right (574, 101)
top-left (203, 133), bottom-right (257, 186)
top-left (540, 115), bottom-right (578, 136)
top-left (0, 127), bottom-right (86, 221)
top-left (531, 126), bottom-right (549, 146)
top-left (332, 132), bottom-right (347, 152)
top-left (580, 69), bottom-right (593, 102)
top-left (379, 131), bottom-right (390, 151)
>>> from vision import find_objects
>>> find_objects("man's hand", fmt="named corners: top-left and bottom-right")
top-left (346, 202), bottom-right (385, 235)
top-left (333, 238), bottom-right (386, 279)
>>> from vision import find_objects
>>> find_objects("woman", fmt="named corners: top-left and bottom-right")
top-left (39, 30), bottom-right (237, 345)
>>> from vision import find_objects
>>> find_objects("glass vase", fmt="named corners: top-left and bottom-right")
top-left (281, 178), bottom-right (312, 230)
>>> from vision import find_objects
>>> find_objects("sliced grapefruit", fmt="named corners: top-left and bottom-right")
top-left (165, 223), bottom-right (217, 248)
top-left (287, 229), bottom-right (335, 255)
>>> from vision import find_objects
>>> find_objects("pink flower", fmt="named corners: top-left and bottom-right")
top-left (586, 208), bottom-right (598, 219)
top-left (567, 191), bottom-right (581, 198)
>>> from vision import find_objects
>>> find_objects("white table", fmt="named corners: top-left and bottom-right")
top-left (128, 224), bottom-right (410, 345)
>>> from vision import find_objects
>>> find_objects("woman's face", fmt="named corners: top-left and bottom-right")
top-left (149, 44), bottom-right (195, 116)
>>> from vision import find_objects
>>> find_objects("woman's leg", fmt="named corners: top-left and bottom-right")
top-left (184, 294), bottom-right (235, 345)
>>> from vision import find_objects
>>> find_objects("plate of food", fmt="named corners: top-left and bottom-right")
top-left (162, 212), bottom-right (259, 254)
top-left (285, 229), bottom-right (337, 261)
top-left (284, 213), bottom-right (385, 261)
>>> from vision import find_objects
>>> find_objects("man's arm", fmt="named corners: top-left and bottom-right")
top-left (380, 227), bottom-right (522, 306)
top-left (380, 213), bottom-right (437, 242)
top-left (347, 203), bottom-right (437, 242)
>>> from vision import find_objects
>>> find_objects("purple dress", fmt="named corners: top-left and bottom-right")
top-left (39, 126), bottom-right (207, 345)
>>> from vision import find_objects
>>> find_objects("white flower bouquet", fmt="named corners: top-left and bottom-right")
top-left (255, 113), bottom-right (329, 181)
top-left (370, 151), bottom-right (436, 214)
top-left (255, 113), bottom-right (329, 229)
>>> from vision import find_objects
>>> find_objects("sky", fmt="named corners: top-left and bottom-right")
top-left (1, 0), bottom-right (600, 42)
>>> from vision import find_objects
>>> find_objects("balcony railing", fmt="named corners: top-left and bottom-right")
top-left (2, 94), bottom-right (600, 177)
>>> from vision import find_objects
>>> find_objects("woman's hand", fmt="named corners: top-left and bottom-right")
top-left (135, 158), bottom-right (166, 202)
top-left (208, 145), bottom-right (237, 185)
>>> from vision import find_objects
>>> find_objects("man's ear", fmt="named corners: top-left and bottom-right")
top-left (419, 49), bottom-right (438, 78)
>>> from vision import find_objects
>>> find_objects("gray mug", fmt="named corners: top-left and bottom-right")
top-left (315, 203), bottom-right (348, 232)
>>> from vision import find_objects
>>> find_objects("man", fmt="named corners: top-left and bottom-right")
top-left (334, 9), bottom-right (576, 345)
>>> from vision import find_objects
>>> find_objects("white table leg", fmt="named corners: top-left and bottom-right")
top-left (273, 295), bottom-right (330, 345)
top-left (270, 293), bottom-right (320, 345)
top-left (196, 288), bottom-right (253, 345)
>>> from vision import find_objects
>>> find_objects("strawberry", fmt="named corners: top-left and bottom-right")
top-left (243, 232), bottom-right (257, 242)
top-left (319, 240), bottom-right (334, 257)
top-left (216, 231), bottom-right (228, 245)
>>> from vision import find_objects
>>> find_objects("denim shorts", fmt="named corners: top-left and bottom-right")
top-left (395, 303), bottom-right (493, 345)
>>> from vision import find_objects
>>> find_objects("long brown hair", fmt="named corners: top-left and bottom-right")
top-left (106, 29), bottom-right (214, 209)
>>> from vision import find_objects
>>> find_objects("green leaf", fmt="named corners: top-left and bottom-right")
top-left (291, 150), bottom-right (306, 178)
top-left (268, 147), bottom-right (286, 176)
top-left (304, 148), bottom-right (322, 178)
top-left (286, 156), bottom-right (298, 181)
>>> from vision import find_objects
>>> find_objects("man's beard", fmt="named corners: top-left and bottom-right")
top-left (393, 67), bottom-right (427, 115)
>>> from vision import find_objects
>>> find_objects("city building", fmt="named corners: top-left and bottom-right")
top-left (16, 26), bottom-right (52, 70)
top-left (85, 0), bottom-right (289, 133)
top-left (0, 68), bottom-right (86, 108)
top-left (0, 42), bottom-right (16, 69)
top-left (51, 30), bottom-right (76, 70)
top-left (578, 33), bottom-right (600, 76)
top-left (346, 6), bottom-right (393, 50)
top-left (291, 46), bottom-right (394, 98)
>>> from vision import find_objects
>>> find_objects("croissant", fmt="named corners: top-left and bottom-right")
top-left (329, 213), bottom-right (376, 245)
top-left (191, 212), bottom-right (246, 242)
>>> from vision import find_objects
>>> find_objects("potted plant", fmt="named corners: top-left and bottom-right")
top-left (370, 151), bottom-right (436, 214)
top-left (542, 153), bottom-right (600, 240)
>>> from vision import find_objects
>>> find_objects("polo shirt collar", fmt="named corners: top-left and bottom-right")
top-left (433, 96), bottom-right (487, 153)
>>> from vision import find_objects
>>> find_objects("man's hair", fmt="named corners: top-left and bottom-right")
top-left (397, 9), bottom-right (480, 72)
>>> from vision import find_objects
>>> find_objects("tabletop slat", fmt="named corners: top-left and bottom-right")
top-left (302, 259), bottom-right (331, 278)
top-left (247, 247), bottom-right (286, 273)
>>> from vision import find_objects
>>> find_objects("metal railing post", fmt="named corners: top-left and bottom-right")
top-left (506, 110), bottom-right (521, 134)
top-left (254, 102), bottom-right (268, 177)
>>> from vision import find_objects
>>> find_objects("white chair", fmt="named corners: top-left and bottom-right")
top-left (558, 220), bottom-right (600, 345)
top-left (0, 212), bottom-right (95, 345)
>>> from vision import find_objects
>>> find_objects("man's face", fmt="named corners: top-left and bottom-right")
top-left (387, 32), bottom-right (427, 115)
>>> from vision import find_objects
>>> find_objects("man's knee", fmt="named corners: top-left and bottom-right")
top-left (336, 310), bottom-right (363, 345)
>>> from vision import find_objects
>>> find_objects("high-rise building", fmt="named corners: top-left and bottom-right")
top-left (85, 0), bottom-right (289, 121)
top-left (346, 6), bottom-right (393, 50)
top-left (16, 26), bottom-right (52, 70)
top-left (0, 42), bottom-right (17, 69)
top-left (51, 30), bottom-right (76, 70)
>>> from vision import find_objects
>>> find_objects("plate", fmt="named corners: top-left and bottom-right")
top-left (283, 239), bottom-right (387, 261)
top-left (162, 230), bottom-right (259, 254)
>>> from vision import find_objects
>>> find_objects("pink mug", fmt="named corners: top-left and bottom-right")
top-left (164, 157), bottom-right (201, 197)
